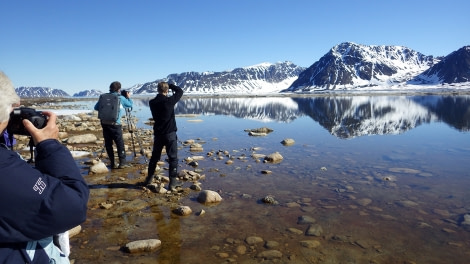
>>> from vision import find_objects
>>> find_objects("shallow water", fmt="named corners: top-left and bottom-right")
top-left (58, 95), bottom-right (470, 263)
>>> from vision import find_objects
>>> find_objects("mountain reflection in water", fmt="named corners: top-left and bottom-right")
top-left (130, 95), bottom-right (470, 138)
top-left (71, 95), bottom-right (470, 263)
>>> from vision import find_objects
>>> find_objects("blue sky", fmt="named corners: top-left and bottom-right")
top-left (1, 0), bottom-right (469, 95)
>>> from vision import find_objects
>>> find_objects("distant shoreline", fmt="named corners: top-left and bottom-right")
top-left (19, 88), bottom-right (470, 103)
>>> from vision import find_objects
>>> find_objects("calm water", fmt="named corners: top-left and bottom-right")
top-left (66, 95), bottom-right (470, 263)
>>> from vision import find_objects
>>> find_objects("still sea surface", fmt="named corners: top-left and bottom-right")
top-left (64, 94), bottom-right (470, 263)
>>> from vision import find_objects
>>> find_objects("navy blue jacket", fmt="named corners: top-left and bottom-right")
top-left (149, 84), bottom-right (184, 135)
top-left (0, 139), bottom-right (89, 263)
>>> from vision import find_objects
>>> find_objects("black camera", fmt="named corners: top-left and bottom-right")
top-left (7, 107), bottom-right (48, 136)
top-left (121, 90), bottom-right (129, 98)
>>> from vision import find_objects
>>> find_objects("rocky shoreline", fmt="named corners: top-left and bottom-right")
top-left (13, 97), bottom-right (470, 264)
top-left (14, 99), bottom-right (301, 263)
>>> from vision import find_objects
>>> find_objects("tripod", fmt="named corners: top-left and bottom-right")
top-left (124, 108), bottom-right (147, 163)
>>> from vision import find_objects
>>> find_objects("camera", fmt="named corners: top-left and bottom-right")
top-left (7, 107), bottom-right (48, 136)
top-left (121, 90), bottom-right (129, 98)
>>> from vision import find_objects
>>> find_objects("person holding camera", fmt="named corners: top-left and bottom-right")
top-left (94, 81), bottom-right (133, 169)
top-left (143, 82), bottom-right (184, 190)
top-left (0, 71), bottom-right (89, 263)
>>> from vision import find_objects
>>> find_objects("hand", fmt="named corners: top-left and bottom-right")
top-left (168, 83), bottom-right (177, 90)
top-left (23, 111), bottom-right (59, 145)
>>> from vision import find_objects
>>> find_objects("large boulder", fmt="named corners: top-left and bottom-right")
top-left (67, 133), bottom-right (98, 144)
top-left (197, 190), bottom-right (222, 204)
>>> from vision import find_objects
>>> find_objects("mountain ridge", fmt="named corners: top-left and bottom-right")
top-left (15, 43), bottom-right (470, 98)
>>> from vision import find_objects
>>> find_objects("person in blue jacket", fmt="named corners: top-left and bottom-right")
top-left (94, 81), bottom-right (133, 169)
top-left (0, 71), bottom-right (90, 263)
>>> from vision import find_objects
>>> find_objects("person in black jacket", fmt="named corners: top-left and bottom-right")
top-left (0, 71), bottom-right (89, 263)
top-left (144, 82), bottom-right (184, 190)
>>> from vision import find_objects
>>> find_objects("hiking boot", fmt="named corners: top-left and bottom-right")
top-left (117, 159), bottom-right (132, 169)
top-left (168, 177), bottom-right (182, 191)
top-left (118, 162), bottom-right (131, 169)
top-left (141, 175), bottom-right (154, 186)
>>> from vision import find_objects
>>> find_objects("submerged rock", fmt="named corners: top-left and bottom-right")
top-left (124, 239), bottom-right (161, 253)
top-left (173, 206), bottom-right (192, 216)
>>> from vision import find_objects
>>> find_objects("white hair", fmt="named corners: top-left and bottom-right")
top-left (0, 71), bottom-right (20, 123)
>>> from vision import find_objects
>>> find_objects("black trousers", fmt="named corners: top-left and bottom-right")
top-left (148, 131), bottom-right (178, 177)
top-left (101, 123), bottom-right (126, 164)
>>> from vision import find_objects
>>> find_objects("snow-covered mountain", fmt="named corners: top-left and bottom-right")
top-left (15, 43), bottom-right (470, 98)
top-left (409, 46), bottom-right (470, 84)
top-left (284, 42), bottom-right (438, 92)
top-left (134, 61), bottom-right (304, 95)
top-left (72, 89), bottom-right (103, 97)
top-left (15, 87), bottom-right (70, 98)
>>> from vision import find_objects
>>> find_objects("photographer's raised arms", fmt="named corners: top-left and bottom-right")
top-left (94, 81), bottom-right (133, 169)
top-left (0, 71), bottom-right (89, 263)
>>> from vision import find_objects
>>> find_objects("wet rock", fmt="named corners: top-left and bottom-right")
top-left (251, 153), bottom-right (266, 160)
top-left (460, 214), bottom-right (470, 226)
top-left (124, 239), bottom-right (161, 253)
top-left (433, 208), bottom-right (451, 217)
top-left (257, 250), bottom-right (282, 259)
top-left (89, 161), bottom-right (108, 174)
top-left (68, 225), bottom-right (82, 238)
top-left (396, 200), bottom-right (419, 208)
top-left (297, 215), bottom-right (316, 225)
top-left (190, 143), bottom-right (203, 152)
top-left (173, 206), bottom-right (192, 216)
top-left (245, 127), bottom-right (273, 134)
top-left (286, 228), bottom-right (303, 235)
top-left (197, 190), bottom-right (222, 204)
top-left (249, 131), bottom-right (267, 136)
top-left (264, 152), bottom-right (283, 163)
top-left (245, 236), bottom-right (264, 245)
top-left (281, 138), bottom-right (295, 146)
top-left (356, 198), bottom-right (372, 206)
top-left (183, 139), bottom-right (195, 145)
top-left (188, 161), bottom-right (198, 167)
top-left (215, 252), bottom-right (229, 258)
top-left (300, 240), bottom-right (321, 248)
top-left (235, 245), bottom-right (247, 255)
top-left (185, 155), bottom-right (204, 162)
top-left (306, 224), bottom-right (323, 236)
top-left (261, 195), bottom-right (278, 205)
top-left (190, 183), bottom-right (202, 191)
top-left (99, 202), bottom-right (113, 209)
top-left (331, 235), bottom-right (351, 243)
top-left (196, 209), bottom-right (205, 216)
top-left (265, 240), bottom-right (279, 249)
top-left (285, 202), bottom-right (300, 208)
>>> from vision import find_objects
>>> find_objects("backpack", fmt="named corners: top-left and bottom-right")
top-left (97, 93), bottom-right (120, 125)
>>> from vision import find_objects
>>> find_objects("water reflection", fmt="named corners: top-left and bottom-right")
top-left (63, 95), bottom-right (470, 263)
top-left (129, 95), bottom-right (470, 138)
